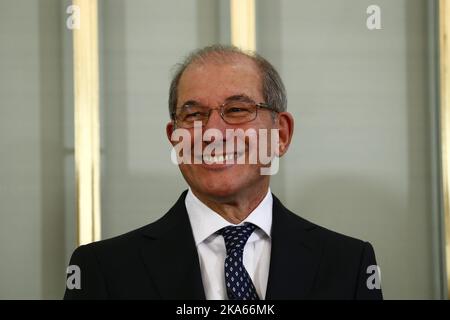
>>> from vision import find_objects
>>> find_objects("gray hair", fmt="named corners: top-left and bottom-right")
top-left (168, 44), bottom-right (287, 119)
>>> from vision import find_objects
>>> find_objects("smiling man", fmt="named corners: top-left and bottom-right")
top-left (64, 45), bottom-right (382, 300)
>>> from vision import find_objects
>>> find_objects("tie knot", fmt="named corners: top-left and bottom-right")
top-left (219, 223), bottom-right (257, 255)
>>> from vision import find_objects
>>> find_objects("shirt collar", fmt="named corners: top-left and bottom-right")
top-left (185, 188), bottom-right (273, 246)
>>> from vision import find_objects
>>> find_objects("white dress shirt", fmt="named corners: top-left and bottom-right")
top-left (185, 188), bottom-right (272, 300)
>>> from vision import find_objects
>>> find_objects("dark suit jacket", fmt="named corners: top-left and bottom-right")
top-left (64, 191), bottom-right (383, 300)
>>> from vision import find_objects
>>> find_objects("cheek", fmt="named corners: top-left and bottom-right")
top-left (244, 129), bottom-right (278, 163)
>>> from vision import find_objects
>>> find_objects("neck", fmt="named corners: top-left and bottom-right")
top-left (190, 183), bottom-right (270, 224)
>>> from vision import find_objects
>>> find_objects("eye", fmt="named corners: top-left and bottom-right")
top-left (182, 112), bottom-right (204, 122)
top-left (229, 107), bottom-right (246, 113)
top-left (226, 105), bottom-right (252, 113)
top-left (186, 112), bottom-right (202, 118)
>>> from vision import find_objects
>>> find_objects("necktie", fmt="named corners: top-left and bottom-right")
top-left (218, 222), bottom-right (260, 300)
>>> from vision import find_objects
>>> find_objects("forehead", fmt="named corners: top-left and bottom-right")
top-left (177, 56), bottom-right (263, 106)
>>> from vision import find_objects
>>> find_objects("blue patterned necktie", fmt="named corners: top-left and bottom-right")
top-left (218, 222), bottom-right (260, 300)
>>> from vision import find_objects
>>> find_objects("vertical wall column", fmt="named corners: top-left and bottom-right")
top-left (230, 0), bottom-right (255, 51)
top-left (439, 0), bottom-right (450, 298)
top-left (73, 0), bottom-right (101, 245)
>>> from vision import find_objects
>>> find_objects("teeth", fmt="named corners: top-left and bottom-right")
top-left (203, 153), bottom-right (236, 163)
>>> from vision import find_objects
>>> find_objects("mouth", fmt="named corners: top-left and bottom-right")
top-left (197, 152), bottom-right (245, 165)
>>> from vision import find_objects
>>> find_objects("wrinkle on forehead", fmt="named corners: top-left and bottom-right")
top-left (185, 53), bottom-right (261, 77)
top-left (178, 55), bottom-right (263, 106)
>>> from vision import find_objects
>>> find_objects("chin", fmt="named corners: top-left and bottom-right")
top-left (200, 180), bottom-right (239, 199)
top-left (181, 164), bottom-right (264, 200)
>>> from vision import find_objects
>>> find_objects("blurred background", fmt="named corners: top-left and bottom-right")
top-left (0, 0), bottom-right (447, 299)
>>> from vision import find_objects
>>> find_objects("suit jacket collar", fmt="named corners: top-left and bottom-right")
top-left (140, 190), bottom-right (206, 299)
top-left (265, 195), bottom-right (323, 299)
top-left (140, 191), bottom-right (322, 300)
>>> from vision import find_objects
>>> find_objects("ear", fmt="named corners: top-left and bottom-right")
top-left (276, 112), bottom-right (294, 157)
top-left (166, 121), bottom-right (176, 146)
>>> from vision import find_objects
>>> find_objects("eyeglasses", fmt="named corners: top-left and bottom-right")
top-left (171, 100), bottom-right (278, 128)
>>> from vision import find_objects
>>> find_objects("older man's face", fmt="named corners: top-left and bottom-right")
top-left (169, 57), bottom-right (276, 201)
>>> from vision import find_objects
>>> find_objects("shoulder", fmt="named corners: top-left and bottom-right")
top-left (73, 212), bottom-right (173, 259)
top-left (273, 194), bottom-right (371, 256)
top-left (307, 215), bottom-right (368, 253)
top-left (271, 195), bottom-right (382, 299)
top-left (73, 191), bottom-right (189, 259)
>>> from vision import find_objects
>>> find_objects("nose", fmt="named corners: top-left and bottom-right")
top-left (204, 108), bottom-right (227, 132)
top-left (202, 108), bottom-right (229, 148)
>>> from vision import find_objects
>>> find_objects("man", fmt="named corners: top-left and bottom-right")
top-left (64, 45), bottom-right (382, 300)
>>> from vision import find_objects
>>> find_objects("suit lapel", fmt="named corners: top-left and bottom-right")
top-left (265, 195), bottom-right (323, 299)
top-left (138, 191), bottom-right (322, 300)
top-left (140, 191), bottom-right (206, 299)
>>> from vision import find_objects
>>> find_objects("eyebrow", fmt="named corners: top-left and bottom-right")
top-left (179, 94), bottom-right (256, 109)
top-left (224, 94), bottom-right (255, 104)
